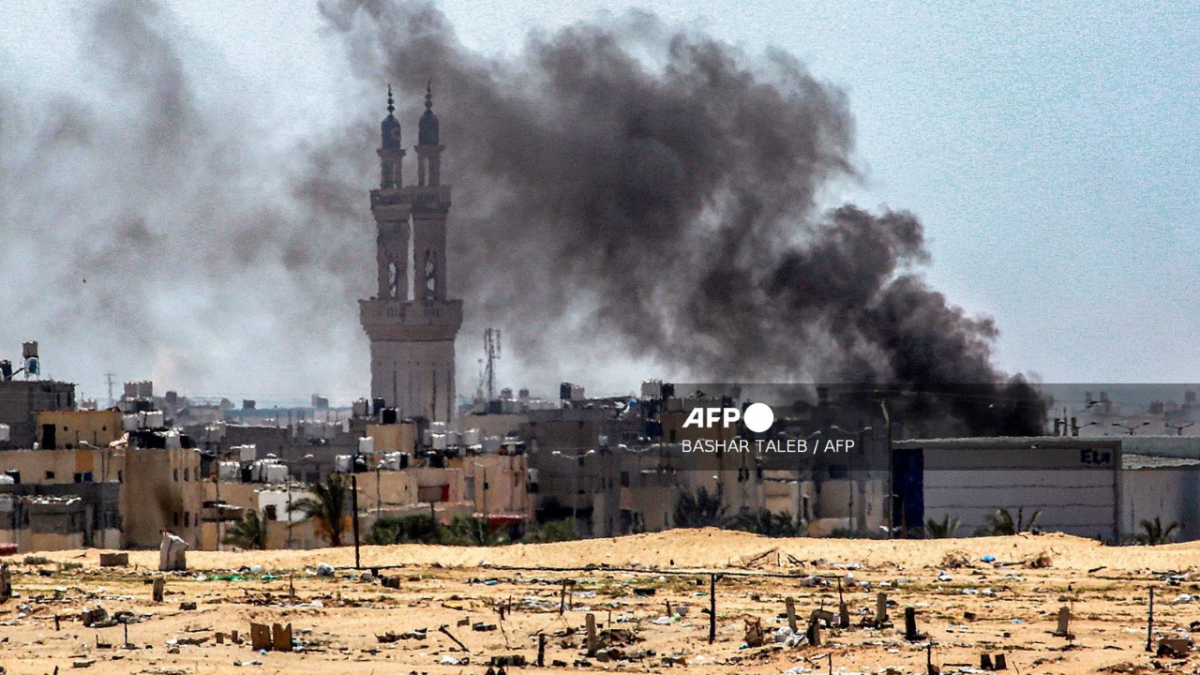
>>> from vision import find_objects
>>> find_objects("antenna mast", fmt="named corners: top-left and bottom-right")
top-left (483, 328), bottom-right (501, 403)
top-left (105, 372), bottom-right (116, 408)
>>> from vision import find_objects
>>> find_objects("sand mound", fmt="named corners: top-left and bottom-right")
top-left (18, 527), bottom-right (1200, 575)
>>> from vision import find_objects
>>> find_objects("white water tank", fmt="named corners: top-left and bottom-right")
top-left (482, 436), bottom-right (502, 454)
top-left (464, 428), bottom-right (482, 446)
top-left (206, 423), bottom-right (226, 441)
top-left (359, 436), bottom-right (375, 454)
top-left (265, 464), bottom-right (288, 484)
top-left (431, 433), bottom-right (447, 451)
top-left (641, 379), bottom-right (663, 399)
top-left (144, 410), bottom-right (165, 428)
top-left (335, 454), bottom-right (353, 473)
top-left (352, 398), bottom-right (369, 417)
top-left (217, 461), bottom-right (240, 481)
top-left (0, 424), bottom-right (8, 442)
top-left (238, 444), bottom-right (257, 462)
top-left (430, 421), bottom-right (447, 434)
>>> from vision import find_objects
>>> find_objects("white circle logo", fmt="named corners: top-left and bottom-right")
top-left (743, 402), bottom-right (775, 433)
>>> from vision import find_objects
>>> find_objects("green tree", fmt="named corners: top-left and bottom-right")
top-left (729, 508), bottom-right (802, 537)
top-left (293, 474), bottom-right (352, 547)
top-left (365, 514), bottom-right (440, 545)
top-left (674, 487), bottom-right (728, 528)
top-left (924, 514), bottom-right (960, 539)
top-left (1133, 517), bottom-right (1180, 546)
top-left (441, 515), bottom-right (507, 546)
top-left (979, 507), bottom-right (1041, 536)
top-left (222, 509), bottom-right (268, 550)
top-left (522, 519), bottom-right (580, 543)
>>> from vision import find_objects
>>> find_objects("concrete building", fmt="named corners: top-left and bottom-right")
top-left (0, 484), bottom-right (122, 551)
top-left (0, 442), bottom-right (203, 551)
top-left (893, 437), bottom-right (1123, 540)
top-left (360, 85), bottom-right (462, 422)
top-left (36, 410), bottom-right (123, 450)
top-left (450, 453), bottom-right (535, 524)
top-left (0, 378), bottom-right (76, 449)
top-left (199, 480), bottom-right (322, 550)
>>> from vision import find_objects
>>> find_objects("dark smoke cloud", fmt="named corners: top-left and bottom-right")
top-left (0, 0), bottom-right (1045, 431)
top-left (0, 0), bottom-right (374, 400)
top-left (318, 0), bottom-right (1045, 432)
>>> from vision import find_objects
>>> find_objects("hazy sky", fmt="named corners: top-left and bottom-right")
top-left (1, 1), bottom-right (1196, 403)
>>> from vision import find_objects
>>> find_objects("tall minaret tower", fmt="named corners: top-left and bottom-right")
top-left (360, 84), bottom-right (462, 421)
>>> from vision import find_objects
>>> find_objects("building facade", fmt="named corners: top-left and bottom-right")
top-left (360, 85), bottom-right (461, 422)
top-left (0, 379), bottom-right (76, 449)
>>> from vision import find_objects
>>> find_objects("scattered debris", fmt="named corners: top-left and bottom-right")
top-left (743, 616), bottom-right (764, 647)
top-left (941, 550), bottom-right (972, 569)
top-left (98, 553), bottom-right (128, 567)
top-left (1157, 637), bottom-right (1191, 658)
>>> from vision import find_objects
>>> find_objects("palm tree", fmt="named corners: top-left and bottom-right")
top-left (674, 487), bottom-right (728, 528)
top-left (441, 515), bottom-right (506, 546)
top-left (222, 509), bottom-right (268, 550)
top-left (365, 514), bottom-right (440, 545)
top-left (293, 474), bottom-right (351, 547)
top-left (730, 509), bottom-right (802, 537)
top-left (1134, 517), bottom-right (1180, 545)
top-left (522, 519), bottom-right (579, 544)
top-left (980, 507), bottom-right (1041, 536)
top-left (924, 514), bottom-right (960, 539)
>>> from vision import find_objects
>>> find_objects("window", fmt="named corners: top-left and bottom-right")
top-left (173, 512), bottom-right (180, 527)
top-left (44, 471), bottom-right (55, 480)
top-left (424, 250), bottom-right (437, 299)
top-left (184, 468), bottom-right (189, 482)
top-left (184, 512), bottom-right (190, 527)
top-left (173, 469), bottom-right (179, 482)
top-left (117, 470), bottom-right (123, 483)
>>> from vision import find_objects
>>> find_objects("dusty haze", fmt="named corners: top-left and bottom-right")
top-left (0, 0), bottom-right (1040, 429)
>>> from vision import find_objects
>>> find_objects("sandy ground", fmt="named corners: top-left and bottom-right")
top-left (2, 529), bottom-right (1198, 675)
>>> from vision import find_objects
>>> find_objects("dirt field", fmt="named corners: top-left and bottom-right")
top-left (2, 529), bottom-right (1197, 675)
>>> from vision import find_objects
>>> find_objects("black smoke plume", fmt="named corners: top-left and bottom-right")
top-left (320, 0), bottom-right (1047, 433)
top-left (0, 0), bottom-right (1047, 432)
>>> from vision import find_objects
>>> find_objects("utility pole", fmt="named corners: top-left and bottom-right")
top-left (105, 372), bottom-right (116, 408)
top-left (351, 445), bottom-right (362, 569)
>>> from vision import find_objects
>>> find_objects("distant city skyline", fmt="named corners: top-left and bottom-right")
top-left (0, 1), bottom-right (1195, 404)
